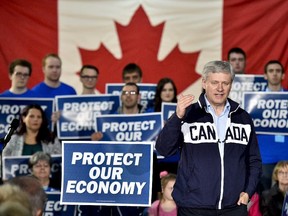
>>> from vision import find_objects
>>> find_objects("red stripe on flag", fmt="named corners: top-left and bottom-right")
top-left (222, 0), bottom-right (288, 88)
top-left (0, 0), bottom-right (58, 92)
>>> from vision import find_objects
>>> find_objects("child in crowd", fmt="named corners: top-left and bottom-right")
top-left (149, 171), bottom-right (177, 216)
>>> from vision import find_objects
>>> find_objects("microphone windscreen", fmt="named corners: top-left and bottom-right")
top-left (11, 119), bottom-right (19, 129)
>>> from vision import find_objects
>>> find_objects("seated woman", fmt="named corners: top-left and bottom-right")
top-left (29, 151), bottom-right (60, 192)
top-left (3, 104), bottom-right (61, 156)
top-left (260, 160), bottom-right (288, 215)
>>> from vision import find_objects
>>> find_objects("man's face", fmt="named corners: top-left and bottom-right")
top-left (121, 85), bottom-right (140, 109)
top-left (228, 53), bottom-right (246, 74)
top-left (123, 71), bottom-right (142, 83)
top-left (202, 72), bottom-right (232, 108)
top-left (43, 57), bottom-right (61, 82)
top-left (264, 63), bottom-right (284, 86)
top-left (80, 68), bottom-right (98, 89)
top-left (10, 65), bottom-right (30, 89)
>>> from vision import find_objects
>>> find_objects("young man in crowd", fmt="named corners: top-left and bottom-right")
top-left (79, 64), bottom-right (101, 95)
top-left (32, 53), bottom-right (76, 98)
top-left (116, 82), bottom-right (146, 114)
top-left (228, 47), bottom-right (247, 74)
top-left (122, 63), bottom-right (143, 83)
top-left (258, 60), bottom-right (287, 192)
top-left (32, 53), bottom-right (77, 123)
top-left (0, 59), bottom-right (38, 97)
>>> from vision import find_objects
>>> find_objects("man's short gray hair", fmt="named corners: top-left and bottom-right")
top-left (202, 61), bottom-right (235, 81)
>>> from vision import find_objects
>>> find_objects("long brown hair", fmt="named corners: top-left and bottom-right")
top-left (154, 78), bottom-right (177, 112)
top-left (17, 104), bottom-right (56, 144)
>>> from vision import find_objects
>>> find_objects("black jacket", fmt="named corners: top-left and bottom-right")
top-left (260, 184), bottom-right (284, 216)
top-left (156, 93), bottom-right (262, 209)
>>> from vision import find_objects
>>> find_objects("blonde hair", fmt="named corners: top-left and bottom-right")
top-left (272, 160), bottom-right (288, 182)
top-left (0, 184), bottom-right (32, 215)
top-left (0, 201), bottom-right (31, 216)
top-left (159, 171), bottom-right (176, 200)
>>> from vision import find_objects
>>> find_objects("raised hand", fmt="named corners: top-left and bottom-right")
top-left (176, 94), bottom-right (194, 119)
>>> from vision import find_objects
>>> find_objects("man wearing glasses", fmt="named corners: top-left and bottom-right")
top-left (116, 82), bottom-right (146, 114)
top-left (79, 65), bottom-right (101, 95)
top-left (0, 59), bottom-right (38, 97)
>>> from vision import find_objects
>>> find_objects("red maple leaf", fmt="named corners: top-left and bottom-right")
top-left (79, 6), bottom-right (200, 93)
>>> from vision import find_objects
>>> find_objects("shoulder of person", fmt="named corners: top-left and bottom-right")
top-left (151, 200), bottom-right (160, 208)
top-left (60, 82), bottom-right (77, 93)
top-left (31, 82), bottom-right (45, 90)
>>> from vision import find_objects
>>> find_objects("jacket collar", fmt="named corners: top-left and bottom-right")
top-left (198, 92), bottom-right (240, 114)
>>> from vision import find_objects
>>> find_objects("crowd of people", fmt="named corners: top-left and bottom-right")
top-left (0, 48), bottom-right (287, 216)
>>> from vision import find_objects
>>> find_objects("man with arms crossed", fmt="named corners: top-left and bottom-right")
top-left (156, 60), bottom-right (262, 215)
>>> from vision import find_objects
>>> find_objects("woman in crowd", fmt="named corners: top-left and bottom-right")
top-left (151, 77), bottom-right (177, 112)
top-left (3, 104), bottom-right (61, 156)
top-left (29, 151), bottom-right (60, 191)
top-left (149, 171), bottom-right (177, 216)
top-left (260, 160), bottom-right (288, 215)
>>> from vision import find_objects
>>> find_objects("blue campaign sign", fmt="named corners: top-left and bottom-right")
top-left (105, 83), bottom-right (156, 110)
top-left (229, 74), bottom-right (267, 106)
top-left (2, 155), bottom-right (62, 180)
top-left (0, 98), bottom-right (54, 142)
top-left (283, 192), bottom-right (288, 216)
top-left (55, 95), bottom-right (120, 139)
top-left (95, 113), bottom-right (163, 141)
top-left (44, 192), bottom-right (76, 216)
top-left (161, 102), bottom-right (177, 122)
top-left (243, 92), bottom-right (288, 135)
top-left (61, 141), bottom-right (153, 206)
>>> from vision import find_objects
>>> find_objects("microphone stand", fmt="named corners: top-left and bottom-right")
top-left (0, 137), bottom-right (7, 185)
top-left (0, 118), bottom-right (19, 184)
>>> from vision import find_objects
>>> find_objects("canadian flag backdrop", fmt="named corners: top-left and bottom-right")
top-left (0, 0), bottom-right (287, 96)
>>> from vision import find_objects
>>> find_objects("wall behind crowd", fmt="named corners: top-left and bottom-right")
top-left (0, 0), bottom-right (287, 97)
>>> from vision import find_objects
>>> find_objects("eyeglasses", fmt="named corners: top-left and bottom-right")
top-left (81, 75), bottom-right (98, 80)
top-left (278, 171), bottom-right (288, 176)
top-left (14, 72), bottom-right (30, 78)
top-left (122, 91), bottom-right (138, 95)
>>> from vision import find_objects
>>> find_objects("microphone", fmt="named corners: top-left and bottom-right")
top-left (2, 119), bottom-right (19, 144)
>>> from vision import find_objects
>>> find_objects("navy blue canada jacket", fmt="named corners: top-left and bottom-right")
top-left (155, 93), bottom-right (262, 209)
